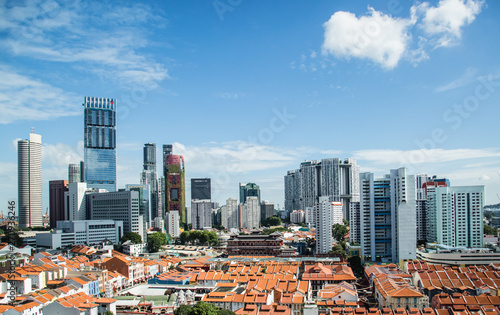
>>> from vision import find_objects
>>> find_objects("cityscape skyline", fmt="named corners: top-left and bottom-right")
top-left (1, 0), bottom-right (500, 212)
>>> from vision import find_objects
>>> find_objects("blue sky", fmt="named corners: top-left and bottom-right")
top-left (1, 0), bottom-right (500, 213)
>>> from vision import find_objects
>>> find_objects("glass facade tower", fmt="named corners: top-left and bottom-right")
top-left (83, 96), bottom-right (117, 192)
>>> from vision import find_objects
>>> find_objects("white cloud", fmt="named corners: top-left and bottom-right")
top-left (0, 66), bottom-right (81, 124)
top-left (321, 0), bottom-right (483, 69)
top-left (322, 7), bottom-right (414, 70)
top-left (436, 67), bottom-right (478, 92)
top-left (0, 1), bottom-right (169, 88)
top-left (413, 0), bottom-right (484, 47)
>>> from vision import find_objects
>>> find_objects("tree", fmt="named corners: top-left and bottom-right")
top-left (217, 310), bottom-right (236, 315)
top-left (332, 224), bottom-right (348, 243)
top-left (192, 301), bottom-right (220, 315)
top-left (1, 231), bottom-right (23, 247)
top-left (348, 255), bottom-right (364, 276)
top-left (175, 305), bottom-right (193, 315)
top-left (262, 216), bottom-right (282, 227)
top-left (180, 231), bottom-right (190, 244)
top-left (104, 311), bottom-right (114, 315)
top-left (148, 232), bottom-right (168, 252)
top-left (0, 229), bottom-right (4, 235)
top-left (484, 224), bottom-right (498, 236)
top-left (329, 244), bottom-right (346, 256)
top-left (121, 232), bottom-right (142, 244)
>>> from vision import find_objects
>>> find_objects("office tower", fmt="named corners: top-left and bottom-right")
top-left (88, 190), bottom-right (143, 241)
top-left (221, 198), bottom-right (239, 229)
top-left (358, 168), bottom-right (416, 263)
top-left (239, 183), bottom-right (260, 204)
top-left (159, 175), bottom-right (165, 216)
top-left (211, 202), bottom-right (219, 209)
top-left (165, 155), bottom-right (186, 224)
top-left (83, 96), bottom-right (117, 192)
top-left (80, 161), bottom-right (85, 182)
top-left (49, 180), bottom-right (68, 229)
top-left (191, 199), bottom-right (212, 230)
top-left (191, 178), bottom-right (211, 201)
top-left (284, 170), bottom-right (301, 211)
top-left (166, 211), bottom-right (180, 238)
top-left (427, 185), bottom-right (484, 248)
top-left (162, 144), bottom-right (173, 169)
top-left (314, 197), bottom-right (343, 254)
top-left (260, 200), bottom-right (274, 222)
top-left (284, 158), bottom-right (360, 220)
top-left (126, 184), bottom-right (151, 231)
top-left (68, 164), bottom-right (81, 183)
top-left (240, 196), bottom-right (260, 229)
top-left (65, 182), bottom-right (91, 221)
top-left (18, 131), bottom-right (42, 228)
top-left (143, 143), bottom-right (156, 171)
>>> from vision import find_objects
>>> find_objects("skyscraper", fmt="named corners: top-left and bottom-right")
top-left (427, 185), bottom-right (484, 248)
top-left (314, 197), bottom-right (343, 254)
top-left (239, 183), bottom-right (260, 204)
top-left (18, 131), bottom-right (42, 228)
top-left (221, 198), bottom-right (239, 229)
top-left (165, 155), bottom-right (186, 224)
top-left (141, 143), bottom-right (159, 220)
top-left (260, 200), bottom-right (274, 222)
top-left (356, 168), bottom-right (416, 263)
top-left (191, 199), bottom-right (212, 230)
top-left (68, 163), bottom-right (81, 183)
top-left (143, 143), bottom-right (156, 171)
top-left (284, 158), bottom-right (360, 219)
top-left (162, 144), bottom-right (173, 169)
top-left (191, 178), bottom-right (211, 201)
top-left (240, 196), bottom-right (260, 229)
top-left (49, 180), bottom-right (68, 229)
top-left (83, 96), bottom-right (117, 192)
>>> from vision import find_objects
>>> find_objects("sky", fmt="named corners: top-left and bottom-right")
top-left (1, 0), bottom-right (500, 214)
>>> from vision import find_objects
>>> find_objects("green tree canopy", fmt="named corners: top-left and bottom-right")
top-left (174, 302), bottom-right (235, 315)
top-left (148, 232), bottom-right (168, 252)
top-left (103, 311), bottom-right (114, 315)
top-left (1, 230), bottom-right (23, 247)
top-left (121, 232), bottom-right (142, 244)
top-left (484, 224), bottom-right (498, 236)
top-left (332, 223), bottom-right (348, 243)
top-left (329, 244), bottom-right (347, 256)
top-left (262, 216), bottom-right (282, 227)
top-left (180, 231), bottom-right (190, 244)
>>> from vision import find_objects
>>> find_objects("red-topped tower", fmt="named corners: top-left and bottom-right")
top-left (165, 154), bottom-right (186, 224)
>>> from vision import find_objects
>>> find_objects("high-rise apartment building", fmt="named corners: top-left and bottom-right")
top-left (415, 175), bottom-right (449, 243)
top-left (165, 155), bottom-right (186, 224)
top-left (356, 168), bottom-right (416, 263)
top-left (240, 196), bottom-right (260, 229)
top-left (239, 183), bottom-right (260, 205)
top-left (260, 200), bottom-right (274, 222)
top-left (427, 185), bottom-right (484, 248)
top-left (166, 211), bottom-right (180, 238)
top-left (192, 178), bottom-right (211, 201)
top-left (83, 96), bottom-right (117, 192)
top-left (221, 198), bottom-right (239, 229)
top-left (284, 158), bottom-right (360, 219)
top-left (191, 199), bottom-right (212, 230)
top-left (18, 131), bottom-right (43, 228)
top-left (49, 180), bottom-right (68, 229)
top-left (314, 197), bottom-right (343, 254)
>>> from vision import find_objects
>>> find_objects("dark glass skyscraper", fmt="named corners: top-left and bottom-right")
top-left (191, 178), bottom-right (211, 201)
top-left (83, 96), bottom-right (117, 192)
top-left (144, 143), bottom-right (156, 171)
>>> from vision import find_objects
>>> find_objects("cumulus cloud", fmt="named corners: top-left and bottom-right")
top-left (322, 0), bottom-right (484, 69)
top-left (322, 7), bottom-right (414, 69)
top-left (413, 0), bottom-right (484, 47)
